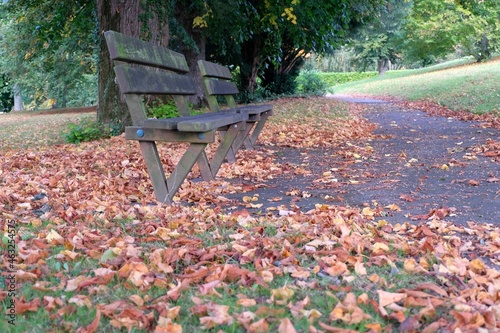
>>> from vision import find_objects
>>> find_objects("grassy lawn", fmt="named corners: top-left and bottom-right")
top-left (334, 58), bottom-right (500, 115)
top-left (0, 110), bottom-right (96, 150)
top-left (1, 98), bottom-right (499, 332)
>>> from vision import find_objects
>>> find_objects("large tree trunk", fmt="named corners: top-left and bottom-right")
top-left (477, 34), bottom-right (490, 62)
top-left (239, 38), bottom-right (263, 94)
top-left (97, 0), bottom-right (141, 129)
top-left (13, 84), bottom-right (23, 112)
top-left (173, 4), bottom-right (206, 106)
top-left (377, 58), bottom-right (390, 75)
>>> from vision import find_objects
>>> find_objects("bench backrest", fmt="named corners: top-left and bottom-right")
top-left (198, 60), bottom-right (240, 112)
top-left (104, 30), bottom-right (196, 123)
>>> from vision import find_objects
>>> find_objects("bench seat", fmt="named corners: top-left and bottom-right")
top-left (143, 110), bottom-right (248, 132)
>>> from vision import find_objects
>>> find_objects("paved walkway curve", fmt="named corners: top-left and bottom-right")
top-left (330, 95), bottom-right (499, 226)
top-left (226, 95), bottom-right (500, 227)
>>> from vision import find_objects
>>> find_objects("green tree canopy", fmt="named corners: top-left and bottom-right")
top-left (0, 0), bottom-right (97, 108)
top-left (402, 0), bottom-right (500, 65)
top-left (193, 0), bottom-right (385, 94)
top-left (350, 0), bottom-right (412, 75)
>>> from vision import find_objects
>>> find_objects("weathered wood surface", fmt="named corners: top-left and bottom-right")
top-left (105, 30), bottom-right (250, 203)
top-left (105, 31), bottom-right (189, 73)
top-left (198, 60), bottom-right (273, 151)
top-left (143, 111), bottom-right (248, 132)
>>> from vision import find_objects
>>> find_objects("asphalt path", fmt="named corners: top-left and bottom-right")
top-left (225, 95), bottom-right (500, 227)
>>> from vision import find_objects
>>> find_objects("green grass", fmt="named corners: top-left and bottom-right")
top-left (0, 111), bottom-right (97, 150)
top-left (334, 57), bottom-right (500, 114)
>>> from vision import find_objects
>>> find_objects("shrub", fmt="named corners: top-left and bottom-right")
top-left (318, 72), bottom-right (378, 86)
top-left (296, 70), bottom-right (327, 95)
top-left (64, 117), bottom-right (112, 144)
top-left (146, 99), bottom-right (179, 118)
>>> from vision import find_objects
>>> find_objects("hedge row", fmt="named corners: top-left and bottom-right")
top-left (318, 71), bottom-right (378, 86)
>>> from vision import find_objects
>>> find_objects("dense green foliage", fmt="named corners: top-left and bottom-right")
top-left (0, 75), bottom-right (13, 112)
top-left (295, 70), bottom-right (328, 95)
top-left (146, 100), bottom-right (180, 119)
top-left (1, 0), bottom-right (499, 117)
top-left (64, 117), bottom-right (119, 144)
top-left (195, 0), bottom-right (384, 94)
top-left (402, 0), bottom-right (500, 65)
top-left (318, 71), bottom-right (379, 86)
top-left (0, 0), bottom-right (98, 109)
top-left (350, 0), bottom-right (412, 74)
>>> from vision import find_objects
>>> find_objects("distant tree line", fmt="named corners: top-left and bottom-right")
top-left (0, 0), bottom-right (498, 122)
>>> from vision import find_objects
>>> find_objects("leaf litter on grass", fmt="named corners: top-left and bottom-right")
top-left (1, 97), bottom-right (499, 332)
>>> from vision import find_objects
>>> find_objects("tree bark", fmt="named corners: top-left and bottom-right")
top-left (377, 58), bottom-right (389, 75)
top-left (477, 34), bottom-right (490, 62)
top-left (240, 38), bottom-right (263, 94)
top-left (13, 84), bottom-right (23, 112)
top-left (173, 4), bottom-right (206, 107)
top-left (97, 0), bottom-right (141, 129)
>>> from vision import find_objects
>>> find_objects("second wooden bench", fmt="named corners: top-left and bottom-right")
top-left (105, 31), bottom-right (250, 203)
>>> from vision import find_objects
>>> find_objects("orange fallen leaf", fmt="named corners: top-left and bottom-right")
top-left (77, 309), bottom-right (101, 333)
top-left (377, 290), bottom-right (407, 307)
top-left (248, 318), bottom-right (269, 333)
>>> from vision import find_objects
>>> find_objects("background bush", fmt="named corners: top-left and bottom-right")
top-left (295, 70), bottom-right (328, 95)
top-left (318, 72), bottom-right (378, 86)
top-left (146, 99), bottom-right (180, 118)
top-left (64, 117), bottom-right (114, 144)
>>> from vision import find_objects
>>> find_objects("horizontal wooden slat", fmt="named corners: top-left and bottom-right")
top-left (105, 31), bottom-right (189, 73)
top-left (206, 80), bottom-right (239, 96)
top-left (125, 126), bottom-right (216, 143)
top-left (177, 113), bottom-right (248, 132)
top-left (198, 60), bottom-right (232, 79)
top-left (144, 110), bottom-right (249, 131)
top-left (114, 64), bottom-right (196, 95)
top-left (233, 104), bottom-right (273, 114)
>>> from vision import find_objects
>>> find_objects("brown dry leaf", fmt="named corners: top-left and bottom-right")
top-left (372, 242), bottom-right (390, 254)
top-left (278, 318), bottom-right (297, 333)
top-left (324, 262), bottom-right (348, 276)
top-left (77, 309), bottom-right (101, 333)
top-left (248, 318), bottom-right (269, 333)
top-left (354, 261), bottom-right (367, 276)
top-left (199, 280), bottom-right (221, 295)
top-left (377, 290), bottom-right (407, 307)
top-left (154, 317), bottom-right (183, 333)
top-left (399, 316), bottom-right (420, 332)
top-left (318, 321), bottom-right (363, 332)
top-left (199, 303), bottom-right (233, 329)
top-left (236, 298), bottom-right (257, 307)
top-left (68, 295), bottom-right (92, 308)
top-left (365, 323), bottom-right (382, 332)
top-left (16, 296), bottom-right (41, 314)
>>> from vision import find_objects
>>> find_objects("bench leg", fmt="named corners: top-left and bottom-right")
top-left (197, 149), bottom-right (214, 181)
top-left (234, 122), bottom-right (256, 151)
top-left (166, 143), bottom-right (208, 202)
top-left (210, 122), bottom-right (244, 175)
top-left (248, 112), bottom-right (270, 147)
top-left (218, 131), bottom-right (237, 163)
top-left (139, 141), bottom-right (170, 203)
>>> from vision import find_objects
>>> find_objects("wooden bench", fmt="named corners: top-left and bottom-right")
top-left (104, 31), bottom-right (250, 203)
top-left (198, 60), bottom-right (273, 154)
